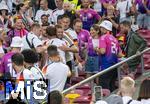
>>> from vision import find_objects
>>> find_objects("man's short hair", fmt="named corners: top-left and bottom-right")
top-left (31, 23), bottom-right (41, 30)
top-left (41, 14), bottom-right (49, 19)
top-left (46, 26), bottom-right (57, 37)
top-left (120, 77), bottom-right (135, 92)
top-left (55, 24), bottom-right (63, 29)
top-left (41, 0), bottom-right (48, 3)
top-left (73, 18), bottom-right (82, 25)
top-left (48, 90), bottom-right (63, 104)
top-left (47, 45), bottom-right (59, 57)
top-left (61, 14), bottom-right (70, 20)
top-left (120, 21), bottom-right (131, 27)
top-left (11, 53), bottom-right (24, 66)
top-left (21, 49), bottom-right (39, 64)
top-left (57, 15), bottom-right (63, 21)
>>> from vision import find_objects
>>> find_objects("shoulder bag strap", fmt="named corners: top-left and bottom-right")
top-left (127, 99), bottom-right (133, 104)
top-left (26, 34), bottom-right (35, 49)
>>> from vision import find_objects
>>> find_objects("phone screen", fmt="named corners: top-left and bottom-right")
top-left (94, 86), bottom-right (103, 101)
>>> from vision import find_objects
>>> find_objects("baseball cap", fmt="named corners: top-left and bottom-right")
top-left (105, 94), bottom-right (123, 104)
top-left (99, 20), bottom-right (112, 31)
top-left (10, 36), bottom-right (23, 48)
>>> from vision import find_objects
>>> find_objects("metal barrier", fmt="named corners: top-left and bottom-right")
top-left (62, 48), bottom-right (150, 94)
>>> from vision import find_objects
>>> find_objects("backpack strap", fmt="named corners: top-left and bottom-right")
top-left (19, 70), bottom-right (24, 81)
top-left (26, 34), bottom-right (35, 49)
top-left (127, 99), bottom-right (133, 104)
top-left (29, 66), bottom-right (45, 81)
top-left (42, 62), bottom-right (54, 75)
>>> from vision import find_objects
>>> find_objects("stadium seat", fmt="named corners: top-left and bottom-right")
top-left (78, 71), bottom-right (87, 78)
top-left (102, 89), bottom-right (111, 97)
top-left (71, 77), bottom-right (85, 85)
top-left (73, 96), bottom-right (91, 103)
top-left (70, 89), bottom-right (84, 95)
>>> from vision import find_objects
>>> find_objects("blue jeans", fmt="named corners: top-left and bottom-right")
top-left (137, 13), bottom-right (150, 29)
top-left (85, 56), bottom-right (100, 73)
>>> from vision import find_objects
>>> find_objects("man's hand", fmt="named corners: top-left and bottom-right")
top-left (11, 91), bottom-right (19, 99)
top-left (58, 44), bottom-right (69, 52)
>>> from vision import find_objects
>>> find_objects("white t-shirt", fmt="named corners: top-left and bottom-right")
top-left (48, 38), bottom-right (66, 64)
top-left (16, 69), bottom-right (34, 80)
top-left (65, 28), bottom-right (77, 40)
top-left (140, 99), bottom-right (150, 104)
top-left (22, 32), bottom-right (42, 50)
top-left (0, 46), bottom-right (4, 54)
top-left (29, 66), bottom-right (44, 80)
top-left (122, 96), bottom-right (143, 104)
top-left (116, 0), bottom-right (132, 19)
top-left (51, 8), bottom-right (64, 24)
top-left (35, 9), bottom-right (52, 25)
top-left (93, 0), bottom-right (102, 12)
top-left (64, 29), bottom-right (77, 62)
top-left (44, 62), bottom-right (69, 92)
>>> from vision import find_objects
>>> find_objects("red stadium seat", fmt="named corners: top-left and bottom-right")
top-left (102, 89), bottom-right (111, 97)
top-left (76, 84), bottom-right (91, 89)
top-left (70, 89), bottom-right (84, 95)
top-left (73, 96), bottom-right (91, 104)
top-left (78, 70), bottom-right (87, 78)
top-left (71, 77), bottom-right (85, 85)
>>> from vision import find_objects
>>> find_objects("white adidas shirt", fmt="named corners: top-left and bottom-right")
top-left (44, 62), bottom-right (69, 92)
top-left (48, 38), bottom-right (67, 64)
top-left (35, 9), bottom-right (52, 24)
top-left (116, 0), bottom-right (132, 19)
top-left (51, 8), bottom-right (64, 24)
top-left (16, 69), bottom-right (34, 80)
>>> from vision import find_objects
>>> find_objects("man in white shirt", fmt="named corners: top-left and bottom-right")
top-left (42, 45), bottom-right (71, 92)
top-left (46, 26), bottom-right (67, 64)
top-left (61, 15), bottom-right (77, 40)
top-left (11, 53), bottom-right (34, 81)
top-left (21, 49), bottom-right (46, 104)
top-left (119, 77), bottom-right (143, 104)
top-left (22, 23), bottom-right (48, 53)
top-left (21, 49), bottom-right (44, 80)
top-left (51, 0), bottom-right (64, 24)
top-left (116, 0), bottom-right (132, 22)
top-left (11, 53), bottom-right (36, 104)
top-left (35, 0), bottom-right (52, 24)
top-left (55, 24), bottom-right (78, 70)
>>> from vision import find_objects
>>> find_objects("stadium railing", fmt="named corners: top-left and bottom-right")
top-left (62, 48), bottom-right (150, 94)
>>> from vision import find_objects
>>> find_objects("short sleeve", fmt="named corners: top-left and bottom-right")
top-left (86, 31), bottom-right (91, 42)
top-left (99, 36), bottom-right (106, 49)
top-left (93, 10), bottom-right (101, 20)
top-left (32, 37), bottom-right (43, 48)
top-left (35, 10), bottom-right (40, 22)
top-left (23, 70), bottom-right (34, 80)
top-left (0, 47), bottom-right (4, 54)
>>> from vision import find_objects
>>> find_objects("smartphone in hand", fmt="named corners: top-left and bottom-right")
top-left (94, 86), bottom-right (103, 101)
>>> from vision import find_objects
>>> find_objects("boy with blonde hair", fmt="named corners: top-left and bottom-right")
top-left (120, 77), bottom-right (142, 104)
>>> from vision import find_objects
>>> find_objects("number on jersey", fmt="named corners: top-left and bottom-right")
top-left (111, 42), bottom-right (118, 54)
